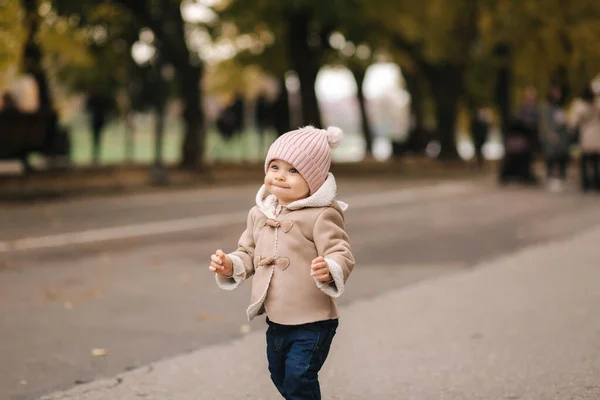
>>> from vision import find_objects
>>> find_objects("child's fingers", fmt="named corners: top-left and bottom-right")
top-left (211, 260), bottom-right (224, 270)
top-left (312, 256), bottom-right (325, 264)
top-left (311, 268), bottom-right (329, 278)
top-left (211, 254), bottom-right (223, 265)
top-left (311, 261), bottom-right (328, 271)
top-left (311, 258), bottom-right (326, 266)
top-left (314, 272), bottom-right (331, 282)
top-left (216, 249), bottom-right (226, 259)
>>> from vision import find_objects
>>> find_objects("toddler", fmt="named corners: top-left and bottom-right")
top-left (209, 125), bottom-right (355, 399)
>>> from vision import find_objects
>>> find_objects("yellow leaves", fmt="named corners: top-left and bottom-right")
top-left (395, 15), bottom-right (421, 42)
top-left (87, 3), bottom-right (128, 24)
top-left (367, 0), bottom-right (479, 65)
top-left (477, 9), bottom-right (493, 30)
top-left (205, 61), bottom-right (266, 100)
top-left (0, 0), bottom-right (26, 84)
top-left (1, 0), bottom-right (94, 90)
top-left (39, 16), bottom-right (93, 68)
top-left (509, 0), bottom-right (600, 91)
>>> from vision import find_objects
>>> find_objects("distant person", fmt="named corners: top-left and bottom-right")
top-left (518, 86), bottom-right (540, 130)
top-left (540, 86), bottom-right (571, 192)
top-left (86, 92), bottom-right (110, 164)
top-left (0, 92), bottom-right (33, 170)
top-left (10, 74), bottom-right (40, 113)
top-left (209, 126), bottom-right (355, 400)
top-left (216, 94), bottom-right (244, 141)
top-left (470, 107), bottom-right (490, 170)
top-left (517, 86), bottom-right (541, 151)
top-left (568, 86), bottom-right (600, 192)
top-left (256, 93), bottom-right (274, 153)
top-left (499, 118), bottom-right (538, 185)
top-left (1, 92), bottom-right (18, 112)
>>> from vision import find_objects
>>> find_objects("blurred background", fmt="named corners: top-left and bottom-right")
top-left (1, 0), bottom-right (598, 174)
top-left (2, 2), bottom-right (600, 400)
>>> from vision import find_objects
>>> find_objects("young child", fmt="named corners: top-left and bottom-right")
top-left (209, 125), bottom-right (355, 399)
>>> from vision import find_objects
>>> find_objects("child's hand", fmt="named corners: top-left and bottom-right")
top-left (311, 256), bottom-right (331, 282)
top-left (209, 249), bottom-right (233, 276)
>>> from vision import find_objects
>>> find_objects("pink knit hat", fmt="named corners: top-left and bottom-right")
top-left (265, 125), bottom-right (344, 194)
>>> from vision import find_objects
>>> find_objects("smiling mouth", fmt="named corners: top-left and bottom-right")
top-left (270, 183), bottom-right (289, 189)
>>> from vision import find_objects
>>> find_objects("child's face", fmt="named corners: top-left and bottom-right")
top-left (265, 159), bottom-right (310, 205)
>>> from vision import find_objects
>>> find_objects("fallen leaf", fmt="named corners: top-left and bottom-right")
top-left (196, 313), bottom-right (222, 322)
top-left (87, 289), bottom-right (104, 299)
top-left (44, 287), bottom-right (60, 302)
top-left (91, 348), bottom-right (108, 357)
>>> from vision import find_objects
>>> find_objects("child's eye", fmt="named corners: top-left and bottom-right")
top-left (289, 168), bottom-right (298, 173)
top-left (270, 164), bottom-right (279, 170)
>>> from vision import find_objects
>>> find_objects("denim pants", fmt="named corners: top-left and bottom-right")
top-left (266, 318), bottom-right (338, 400)
top-left (580, 152), bottom-right (600, 191)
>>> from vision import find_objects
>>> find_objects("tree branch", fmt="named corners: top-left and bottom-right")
top-left (391, 33), bottom-right (434, 76)
top-left (453, 0), bottom-right (479, 60)
top-left (111, 0), bottom-right (191, 69)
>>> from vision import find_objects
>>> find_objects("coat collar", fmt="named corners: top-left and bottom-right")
top-left (255, 173), bottom-right (347, 218)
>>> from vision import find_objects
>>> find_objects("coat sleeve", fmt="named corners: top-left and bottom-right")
top-left (215, 209), bottom-right (256, 290)
top-left (567, 100), bottom-right (583, 130)
top-left (312, 207), bottom-right (355, 298)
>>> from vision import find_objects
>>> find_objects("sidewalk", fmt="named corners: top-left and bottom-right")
top-left (41, 226), bottom-right (600, 400)
top-left (0, 158), bottom-right (486, 203)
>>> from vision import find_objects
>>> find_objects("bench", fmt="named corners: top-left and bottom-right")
top-left (0, 110), bottom-right (70, 171)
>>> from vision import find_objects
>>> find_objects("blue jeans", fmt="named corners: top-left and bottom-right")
top-left (266, 318), bottom-right (338, 400)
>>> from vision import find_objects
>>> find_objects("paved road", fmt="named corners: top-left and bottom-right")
top-left (41, 223), bottom-right (600, 400)
top-left (1, 176), bottom-right (599, 399)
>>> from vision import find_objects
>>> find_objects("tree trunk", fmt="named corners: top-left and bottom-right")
top-left (429, 67), bottom-right (463, 160)
top-left (273, 76), bottom-right (291, 135)
top-left (287, 9), bottom-right (322, 127)
top-left (351, 66), bottom-right (374, 156)
top-left (180, 66), bottom-right (204, 168)
top-left (398, 69), bottom-right (428, 155)
top-left (494, 43), bottom-right (511, 132)
top-left (154, 1), bottom-right (205, 169)
top-left (22, 0), bottom-right (52, 110)
top-left (116, 0), bottom-right (206, 168)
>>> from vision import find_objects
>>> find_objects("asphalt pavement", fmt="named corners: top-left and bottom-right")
top-left (1, 176), bottom-right (599, 399)
top-left (40, 223), bottom-right (600, 400)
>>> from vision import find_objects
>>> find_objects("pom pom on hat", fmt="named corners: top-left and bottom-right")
top-left (326, 126), bottom-right (343, 148)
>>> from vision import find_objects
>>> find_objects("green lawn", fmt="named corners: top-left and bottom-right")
top-left (61, 114), bottom-right (367, 166)
top-left (56, 113), bottom-right (500, 167)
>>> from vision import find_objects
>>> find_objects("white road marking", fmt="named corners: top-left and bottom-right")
top-left (0, 182), bottom-right (475, 253)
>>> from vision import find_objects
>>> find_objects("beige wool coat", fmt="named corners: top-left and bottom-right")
top-left (568, 98), bottom-right (600, 152)
top-left (216, 173), bottom-right (355, 325)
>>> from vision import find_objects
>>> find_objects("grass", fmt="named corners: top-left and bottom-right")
top-left (57, 114), bottom-right (369, 166)
top-left (32, 113), bottom-right (501, 168)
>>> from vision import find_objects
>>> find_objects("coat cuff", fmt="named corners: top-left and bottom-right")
top-left (215, 254), bottom-right (246, 290)
top-left (314, 258), bottom-right (345, 298)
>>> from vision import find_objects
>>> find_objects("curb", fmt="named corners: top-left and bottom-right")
top-left (0, 158), bottom-right (492, 203)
